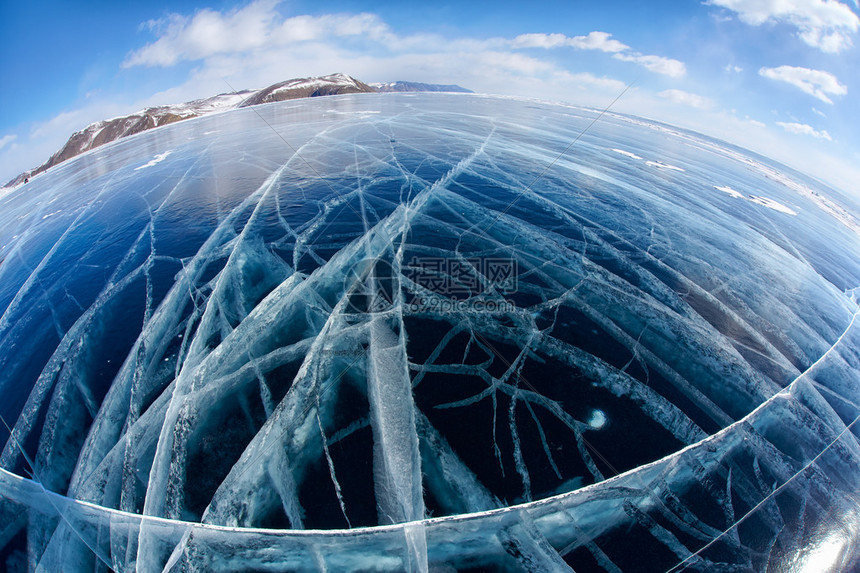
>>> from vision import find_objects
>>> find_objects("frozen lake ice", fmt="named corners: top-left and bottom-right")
top-left (1, 93), bottom-right (859, 571)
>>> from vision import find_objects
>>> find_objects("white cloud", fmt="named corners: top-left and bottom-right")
top-left (567, 31), bottom-right (630, 52)
top-left (777, 121), bottom-right (833, 139)
top-left (124, 1), bottom-right (395, 68)
top-left (512, 31), bottom-right (685, 77)
top-left (657, 89), bottom-right (714, 109)
top-left (759, 65), bottom-right (847, 104)
top-left (613, 53), bottom-right (686, 77)
top-left (124, 0), bottom-right (279, 67)
top-left (552, 70), bottom-right (629, 93)
top-left (512, 31), bottom-right (629, 52)
top-left (511, 33), bottom-right (573, 49)
top-left (707, 0), bottom-right (860, 52)
top-left (122, 2), bottom-right (687, 90)
top-left (119, 4), bottom-right (668, 110)
top-left (0, 135), bottom-right (16, 151)
top-left (275, 13), bottom-right (393, 45)
top-left (466, 50), bottom-right (554, 75)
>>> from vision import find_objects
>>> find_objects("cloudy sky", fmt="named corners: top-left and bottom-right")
top-left (1, 0), bottom-right (858, 192)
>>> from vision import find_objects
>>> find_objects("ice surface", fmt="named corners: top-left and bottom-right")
top-left (1, 94), bottom-right (859, 571)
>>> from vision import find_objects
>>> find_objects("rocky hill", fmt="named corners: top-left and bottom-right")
top-left (4, 74), bottom-right (470, 188)
top-left (238, 73), bottom-right (376, 107)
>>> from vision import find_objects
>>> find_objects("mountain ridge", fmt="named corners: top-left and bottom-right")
top-left (371, 81), bottom-right (472, 94)
top-left (5, 74), bottom-right (471, 189)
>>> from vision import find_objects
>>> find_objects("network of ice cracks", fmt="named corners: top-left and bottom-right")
top-left (1, 94), bottom-right (860, 572)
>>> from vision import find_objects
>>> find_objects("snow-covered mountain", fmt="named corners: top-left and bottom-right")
top-left (4, 74), bottom-right (470, 189)
top-left (371, 81), bottom-right (472, 93)
top-left (239, 73), bottom-right (376, 107)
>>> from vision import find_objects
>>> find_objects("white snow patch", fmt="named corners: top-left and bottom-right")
top-left (134, 151), bottom-right (172, 171)
top-left (611, 148), bottom-right (643, 160)
top-left (748, 196), bottom-right (798, 216)
top-left (608, 110), bottom-right (858, 233)
top-left (714, 185), bottom-right (744, 198)
top-left (270, 74), bottom-right (360, 97)
top-left (271, 80), bottom-right (328, 95)
top-left (587, 409), bottom-right (607, 430)
top-left (646, 161), bottom-right (685, 172)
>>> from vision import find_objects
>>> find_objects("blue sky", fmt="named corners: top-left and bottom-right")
top-left (1, 0), bottom-right (859, 192)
